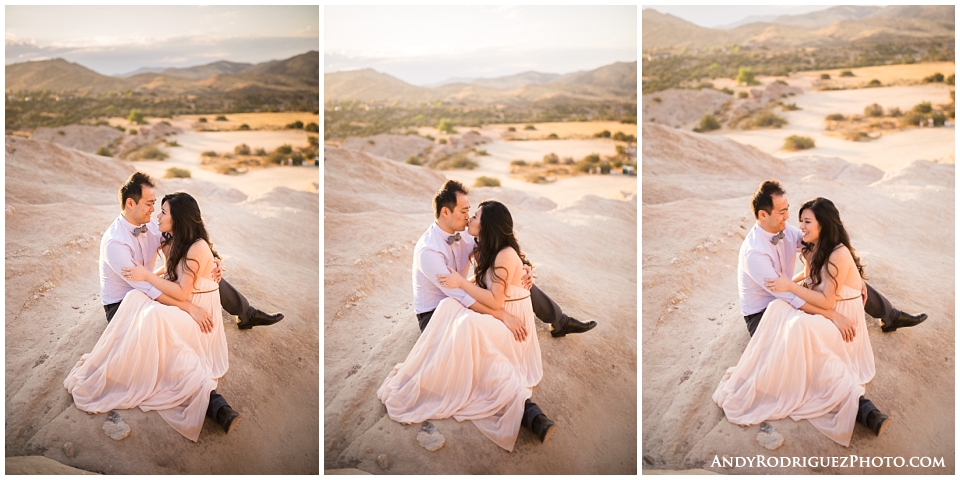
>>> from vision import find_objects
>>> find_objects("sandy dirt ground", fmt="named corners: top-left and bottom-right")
top-left (642, 123), bottom-right (954, 474)
top-left (5, 132), bottom-right (319, 473)
top-left (324, 141), bottom-right (637, 474)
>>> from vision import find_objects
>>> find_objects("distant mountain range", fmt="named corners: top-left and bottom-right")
top-left (6, 51), bottom-right (318, 96)
top-left (325, 61), bottom-right (637, 105)
top-left (643, 5), bottom-right (954, 51)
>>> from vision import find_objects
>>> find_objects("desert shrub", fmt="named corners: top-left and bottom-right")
top-left (901, 110), bottom-right (926, 127)
top-left (423, 134), bottom-right (436, 141)
top-left (159, 120), bottom-right (171, 126)
top-left (774, 79), bottom-right (788, 86)
top-left (201, 150), bottom-right (217, 157)
top-left (406, 156), bottom-right (422, 166)
top-left (524, 173), bottom-right (548, 183)
top-left (820, 73), bottom-right (831, 80)
top-left (840, 70), bottom-right (854, 77)
top-left (276, 144), bottom-right (293, 155)
top-left (595, 130), bottom-right (611, 138)
top-left (563, 156), bottom-right (575, 165)
top-left (234, 144), bottom-right (251, 155)
top-left (612, 131), bottom-right (636, 142)
top-left (215, 165), bottom-right (238, 175)
top-left (781, 102), bottom-right (800, 111)
top-left (826, 113), bottom-right (845, 121)
top-left (367, 140), bottom-right (375, 145)
top-left (652, 96), bottom-right (662, 103)
top-left (437, 119), bottom-right (455, 134)
top-left (286, 120), bottom-right (304, 129)
top-left (931, 111), bottom-right (946, 126)
top-left (254, 147), bottom-right (267, 156)
top-left (523, 125), bottom-right (536, 130)
top-left (215, 115), bottom-right (228, 121)
top-left (510, 160), bottom-right (527, 166)
top-left (923, 72), bottom-right (945, 83)
top-left (114, 125), bottom-right (126, 132)
top-left (308, 136), bottom-right (319, 148)
top-left (128, 129), bottom-right (138, 135)
top-left (864, 103), bottom-right (884, 117)
top-left (947, 74), bottom-right (955, 86)
top-left (543, 153), bottom-right (560, 164)
top-left (238, 124), bottom-right (251, 131)
top-left (291, 152), bottom-right (304, 166)
top-left (868, 79), bottom-right (881, 87)
top-left (57, 130), bottom-right (65, 136)
top-left (696, 82), bottom-right (714, 90)
top-left (164, 167), bottom-right (191, 178)
top-left (697, 114), bottom-right (721, 132)
top-left (164, 140), bottom-right (180, 147)
top-left (128, 109), bottom-right (146, 125)
top-left (736, 68), bottom-right (759, 86)
top-left (473, 148), bottom-right (489, 156)
top-left (738, 91), bottom-right (749, 99)
top-left (843, 129), bottom-right (869, 142)
top-left (96, 146), bottom-right (112, 157)
top-left (887, 107), bottom-right (902, 117)
top-left (438, 138), bottom-right (447, 144)
top-left (135, 145), bottom-right (168, 160)
top-left (720, 87), bottom-right (734, 95)
top-left (266, 151), bottom-right (285, 165)
top-left (435, 152), bottom-right (478, 170)
top-left (305, 122), bottom-right (319, 132)
top-left (751, 111), bottom-right (786, 128)
top-left (198, 117), bottom-right (207, 123)
top-left (783, 135), bottom-right (815, 151)
top-left (507, 127), bottom-right (516, 132)
top-left (547, 133), bottom-right (558, 139)
top-left (913, 102), bottom-right (932, 114)
top-left (474, 176), bottom-right (501, 187)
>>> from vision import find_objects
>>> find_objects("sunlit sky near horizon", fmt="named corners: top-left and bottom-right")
top-left (325, 6), bottom-right (637, 86)
top-left (644, 5), bottom-right (884, 29)
top-left (5, 6), bottom-right (318, 75)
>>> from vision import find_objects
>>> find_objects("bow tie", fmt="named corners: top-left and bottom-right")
top-left (446, 233), bottom-right (461, 245)
top-left (132, 225), bottom-right (148, 237)
top-left (770, 230), bottom-right (785, 245)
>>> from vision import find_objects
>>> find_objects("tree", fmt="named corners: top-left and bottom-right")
top-left (736, 68), bottom-right (759, 86)
top-left (437, 119), bottom-right (455, 134)
top-left (128, 109), bottom-right (145, 125)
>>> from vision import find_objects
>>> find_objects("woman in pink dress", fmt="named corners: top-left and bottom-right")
top-left (714, 197), bottom-right (890, 446)
top-left (377, 200), bottom-right (554, 452)
top-left (64, 192), bottom-right (236, 442)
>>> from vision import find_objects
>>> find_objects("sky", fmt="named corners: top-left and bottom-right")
top-left (325, 5), bottom-right (637, 86)
top-left (5, 6), bottom-right (319, 76)
top-left (644, 5), bottom-right (879, 29)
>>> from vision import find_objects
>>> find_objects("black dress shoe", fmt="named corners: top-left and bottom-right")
top-left (550, 316), bottom-right (597, 338)
top-left (216, 405), bottom-right (241, 434)
top-left (865, 409), bottom-right (890, 436)
top-left (530, 414), bottom-right (556, 443)
top-left (237, 309), bottom-right (284, 330)
top-left (881, 311), bottom-right (927, 332)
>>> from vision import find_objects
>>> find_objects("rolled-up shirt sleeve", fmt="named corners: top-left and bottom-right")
top-left (420, 246), bottom-right (476, 308)
top-left (744, 249), bottom-right (806, 310)
top-left (104, 238), bottom-right (162, 300)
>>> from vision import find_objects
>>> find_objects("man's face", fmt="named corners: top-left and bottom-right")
top-left (444, 193), bottom-right (471, 232)
top-left (127, 186), bottom-right (156, 225)
top-left (759, 194), bottom-right (789, 234)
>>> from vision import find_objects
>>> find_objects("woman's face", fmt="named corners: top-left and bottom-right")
top-left (799, 208), bottom-right (820, 244)
top-left (157, 201), bottom-right (174, 234)
top-left (467, 206), bottom-right (482, 237)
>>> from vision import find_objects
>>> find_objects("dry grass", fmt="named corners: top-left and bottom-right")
top-left (798, 62), bottom-right (955, 89)
top-left (183, 112), bottom-right (318, 131)
top-left (487, 121), bottom-right (637, 140)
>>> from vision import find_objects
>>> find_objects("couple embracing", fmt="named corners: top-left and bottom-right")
top-left (377, 180), bottom-right (597, 451)
top-left (714, 180), bottom-right (928, 446)
top-left (63, 172), bottom-right (284, 441)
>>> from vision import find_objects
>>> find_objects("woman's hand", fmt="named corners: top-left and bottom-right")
top-left (764, 272), bottom-right (797, 294)
top-left (121, 259), bottom-right (154, 283)
top-left (500, 312), bottom-right (527, 342)
top-left (436, 266), bottom-right (467, 289)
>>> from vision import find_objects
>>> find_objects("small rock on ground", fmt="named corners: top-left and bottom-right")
top-left (102, 410), bottom-right (131, 441)
top-left (756, 422), bottom-right (784, 450)
top-left (417, 421), bottom-right (445, 452)
top-left (376, 453), bottom-right (389, 470)
top-left (62, 442), bottom-right (75, 458)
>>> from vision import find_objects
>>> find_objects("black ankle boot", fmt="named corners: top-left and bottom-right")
top-left (530, 414), bottom-right (556, 443)
top-left (865, 409), bottom-right (890, 436)
top-left (216, 405), bottom-right (241, 434)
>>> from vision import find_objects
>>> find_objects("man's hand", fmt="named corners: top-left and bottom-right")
top-left (827, 310), bottom-right (856, 343)
top-left (520, 265), bottom-right (534, 291)
top-left (185, 302), bottom-right (213, 334)
top-left (500, 312), bottom-right (527, 342)
top-left (212, 257), bottom-right (223, 283)
top-left (861, 282), bottom-right (868, 307)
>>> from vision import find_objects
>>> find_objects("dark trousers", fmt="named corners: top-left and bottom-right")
top-left (417, 284), bottom-right (569, 332)
top-left (103, 277), bottom-right (254, 325)
top-left (207, 390), bottom-right (230, 419)
top-left (743, 281), bottom-right (896, 336)
top-left (520, 399), bottom-right (544, 431)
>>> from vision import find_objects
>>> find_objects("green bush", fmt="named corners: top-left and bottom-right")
top-left (523, 125), bottom-right (536, 130)
top-left (438, 119), bottom-right (455, 134)
top-left (736, 67), bottom-right (760, 86)
top-left (868, 79), bottom-right (881, 87)
top-left (720, 87), bottom-right (735, 95)
top-left (543, 153), bottom-right (560, 164)
top-left (134, 145), bottom-right (168, 160)
top-left (840, 70), bottom-right (854, 77)
top-left (923, 72), bottom-right (945, 83)
top-left (595, 130), bottom-right (611, 138)
top-left (474, 176), bottom-right (501, 187)
top-left (826, 113), bottom-right (845, 121)
top-left (215, 115), bottom-right (228, 121)
top-left (820, 73), bottom-right (831, 80)
top-left (783, 135), bottom-right (815, 151)
top-left (406, 156), bottom-right (422, 166)
top-left (751, 111), bottom-right (786, 128)
top-left (238, 124), bottom-right (251, 131)
top-left (234, 144), bottom-right (251, 155)
top-left (510, 160), bottom-right (526, 166)
top-left (305, 122), bottom-right (319, 132)
top-left (864, 103), bottom-right (883, 117)
top-left (201, 150), bottom-right (217, 157)
top-left (128, 109), bottom-right (146, 125)
top-left (198, 117), bottom-right (208, 123)
top-left (96, 146), bottom-right (112, 157)
top-left (913, 102), bottom-right (932, 114)
top-left (547, 133), bottom-right (558, 139)
top-left (164, 167), bottom-right (191, 178)
top-left (612, 131), bottom-right (637, 142)
top-left (696, 114), bottom-right (721, 132)
top-left (738, 91), bottom-right (749, 99)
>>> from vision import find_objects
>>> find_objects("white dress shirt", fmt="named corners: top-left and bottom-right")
top-left (412, 222), bottom-right (476, 314)
top-left (738, 222), bottom-right (806, 316)
top-left (99, 215), bottom-right (163, 305)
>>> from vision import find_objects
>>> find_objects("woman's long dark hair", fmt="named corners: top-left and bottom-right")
top-left (472, 200), bottom-right (532, 291)
top-left (159, 192), bottom-right (218, 287)
top-left (800, 197), bottom-right (866, 291)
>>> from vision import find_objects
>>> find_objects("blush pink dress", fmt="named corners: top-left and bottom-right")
top-left (64, 271), bottom-right (228, 442)
top-left (713, 279), bottom-right (875, 446)
top-left (377, 282), bottom-right (543, 451)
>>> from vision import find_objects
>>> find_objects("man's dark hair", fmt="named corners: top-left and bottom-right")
top-left (751, 180), bottom-right (786, 219)
top-left (119, 172), bottom-right (156, 209)
top-left (433, 180), bottom-right (468, 219)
